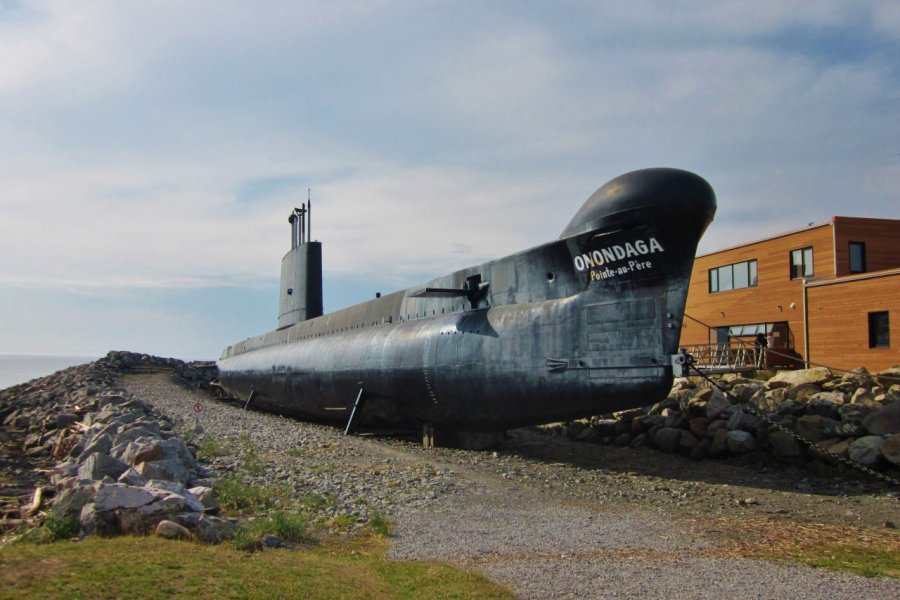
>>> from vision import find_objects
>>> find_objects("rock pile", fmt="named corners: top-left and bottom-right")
top-left (1, 351), bottom-right (231, 542)
top-left (558, 366), bottom-right (900, 478)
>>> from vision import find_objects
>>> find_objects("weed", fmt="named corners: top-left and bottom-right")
top-left (238, 434), bottom-right (263, 475)
top-left (368, 512), bottom-right (393, 537)
top-left (330, 514), bottom-right (353, 531)
top-left (43, 514), bottom-right (80, 541)
top-left (231, 525), bottom-right (259, 552)
top-left (300, 494), bottom-right (334, 512)
top-left (197, 435), bottom-right (226, 458)
top-left (214, 476), bottom-right (284, 513)
top-left (287, 446), bottom-right (310, 459)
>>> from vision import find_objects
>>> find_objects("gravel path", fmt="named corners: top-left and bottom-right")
top-left (124, 373), bottom-right (900, 599)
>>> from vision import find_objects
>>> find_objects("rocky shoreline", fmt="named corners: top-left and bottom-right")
top-left (2, 351), bottom-right (899, 597)
top-left (549, 366), bottom-right (900, 482)
top-left (2, 352), bottom-right (899, 546)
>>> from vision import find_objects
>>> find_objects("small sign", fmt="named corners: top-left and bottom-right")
top-left (193, 402), bottom-right (203, 413)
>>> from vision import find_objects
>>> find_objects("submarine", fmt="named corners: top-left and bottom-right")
top-left (217, 168), bottom-right (716, 445)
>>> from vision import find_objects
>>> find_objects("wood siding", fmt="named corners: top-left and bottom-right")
top-left (806, 272), bottom-right (900, 372)
top-left (833, 217), bottom-right (900, 276)
top-left (682, 224), bottom-right (835, 358)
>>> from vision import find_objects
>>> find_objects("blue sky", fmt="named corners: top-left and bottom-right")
top-left (1, 1), bottom-right (898, 359)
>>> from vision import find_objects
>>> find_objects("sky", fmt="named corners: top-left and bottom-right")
top-left (1, 1), bottom-right (898, 360)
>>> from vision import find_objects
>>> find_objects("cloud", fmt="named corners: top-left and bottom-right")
top-left (1, 1), bottom-right (899, 356)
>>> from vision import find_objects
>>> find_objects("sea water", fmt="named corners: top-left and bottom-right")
top-left (0, 354), bottom-right (99, 390)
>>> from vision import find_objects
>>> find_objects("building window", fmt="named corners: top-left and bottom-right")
top-left (868, 311), bottom-right (890, 348)
top-left (790, 247), bottom-right (813, 279)
top-left (849, 241), bottom-right (866, 274)
top-left (709, 259), bottom-right (757, 293)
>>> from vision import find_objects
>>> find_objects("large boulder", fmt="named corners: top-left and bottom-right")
top-left (726, 430), bottom-right (757, 454)
top-left (78, 452), bottom-right (129, 481)
top-left (876, 365), bottom-right (900, 387)
top-left (880, 434), bottom-right (900, 468)
top-left (848, 436), bottom-right (886, 469)
top-left (795, 415), bottom-right (840, 443)
top-left (768, 367), bottom-right (833, 388)
top-left (862, 401), bottom-right (900, 435)
top-left (768, 430), bottom-right (803, 460)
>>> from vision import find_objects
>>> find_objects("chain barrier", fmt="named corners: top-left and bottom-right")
top-left (687, 363), bottom-right (900, 488)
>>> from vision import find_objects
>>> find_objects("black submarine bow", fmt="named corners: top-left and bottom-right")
top-left (218, 168), bottom-right (716, 436)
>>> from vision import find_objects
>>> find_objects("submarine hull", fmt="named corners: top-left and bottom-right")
top-left (218, 168), bottom-right (716, 432)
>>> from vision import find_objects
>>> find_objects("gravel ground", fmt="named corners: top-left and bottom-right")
top-left (124, 373), bottom-right (900, 599)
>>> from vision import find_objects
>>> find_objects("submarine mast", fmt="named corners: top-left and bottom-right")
top-left (278, 191), bottom-right (323, 328)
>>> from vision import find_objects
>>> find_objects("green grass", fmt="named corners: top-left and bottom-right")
top-left (368, 512), bottom-right (393, 537)
top-left (197, 435), bottom-right (226, 458)
top-left (237, 434), bottom-right (263, 475)
top-left (213, 476), bottom-right (288, 514)
top-left (792, 545), bottom-right (900, 578)
top-left (232, 510), bottom-right (311, 551)
top-left (0, 535), bottom-right (512, 600)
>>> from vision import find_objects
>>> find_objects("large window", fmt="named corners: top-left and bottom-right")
top-left (868, 311), bottom-right (890, 348)
top-left (709, 259), bottom-right (757, 292)
top-left (849, 241), bottom-right (866, 274)
top-left (790, 247), bottom-right (813, 279)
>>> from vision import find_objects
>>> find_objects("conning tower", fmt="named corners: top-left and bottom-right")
top-left (278, 199), bottom-right (323, 328)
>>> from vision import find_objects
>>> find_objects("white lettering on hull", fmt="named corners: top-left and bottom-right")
top-left (573, 237), bottom-right (665, 272)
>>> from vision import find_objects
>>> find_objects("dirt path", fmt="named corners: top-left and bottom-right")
top-left (126, 374), bottom-right (900, 599)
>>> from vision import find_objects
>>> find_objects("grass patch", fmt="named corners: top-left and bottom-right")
top-left (197, 435), bottom-right (226, 458)
top-left (237, 434), bottom-right (263, 475)
top-left (794, 545), bottom-right (900, 578)
top-left (368, 512), bottom-right (393, 537)
top-left (710, 515), bottom-right (900, 579)
top-left (0, 535), bottom-right (512, 599)
top-left (213, 476), bottom-right (287, 514)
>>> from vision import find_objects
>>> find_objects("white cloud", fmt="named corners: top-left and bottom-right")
top-left (0, 1), bottom-right (898, 356)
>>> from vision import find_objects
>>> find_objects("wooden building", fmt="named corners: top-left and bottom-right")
top-left (681, 217), bottom-right (900, 372)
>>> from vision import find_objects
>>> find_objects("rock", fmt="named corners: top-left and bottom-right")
top-left (663, 411), bottom-right (686, 429)
top-left (862, 401), bottom-right (900, 435)
top-left (687, 387), bottom-right (714, 417)
top-left (690, 438), bottom-right (711, 460)
top-left (132, 442), bottom-right (165, 466)
top-left (806, 397), bottom-right (842, 420)
top-left (768, 367), bottom-right (833, 388)
top-left (785, 383), bottom-right (822, 404)
top-left (768, 430), bottom-right (803, 460)
top-left (93, 483), bottom-right (155, 511)
top-left (705, 391), bottom-right (731, 420)
top-left (838, 403), bottom-right (877, 422)
top-left (53, 483), bottom-right (97, 517)
top-left (654, 427), bottom-right (682, 453)
top-left (155, 520), bottom-right (192, 540)
top-left (565, 421), bottom-right (586, 439)
top-left (727, 408), bottom-right (761, 433)
top-left (880, 434), bottom-right (900, 468)
top-left (76, 433), bottom-right (113, 462)
top-left (825, 439), bottom-right (851, 458)
top-left (117, 467), bottom-right (146, 486)
top-left (613, 432), bottom-right (632, 447)
top-left (795, 415), bottom-right (840, 443)
top-left (196, 516), bottom-right (235, 544)
top-left (678, 431), bottom-right (700, 453)
top-left (830, 421), bottom-right (866, 438)
top-left (709, 428), bottom-right (730, 458)
top-left (726, 430), bottom-right (757, 454)
top-left (848, 436), bottom-right (886, 469)
top-left (731, 383), bottom-right (763, 403)
top-left (688, 417), bottom-right (709, 437)
top-left (261, 534), bottom-right (282, 548)
top-left (850, 388), bottom-right (876, 405)
top-left (135, 459), bottom-right (194, 485)
top-left (877, 365), bottom-right (900, 387)
top-left (629, 433), bottom-right (648, 448)
top-left (78, 453), bottom-right (129, 481)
